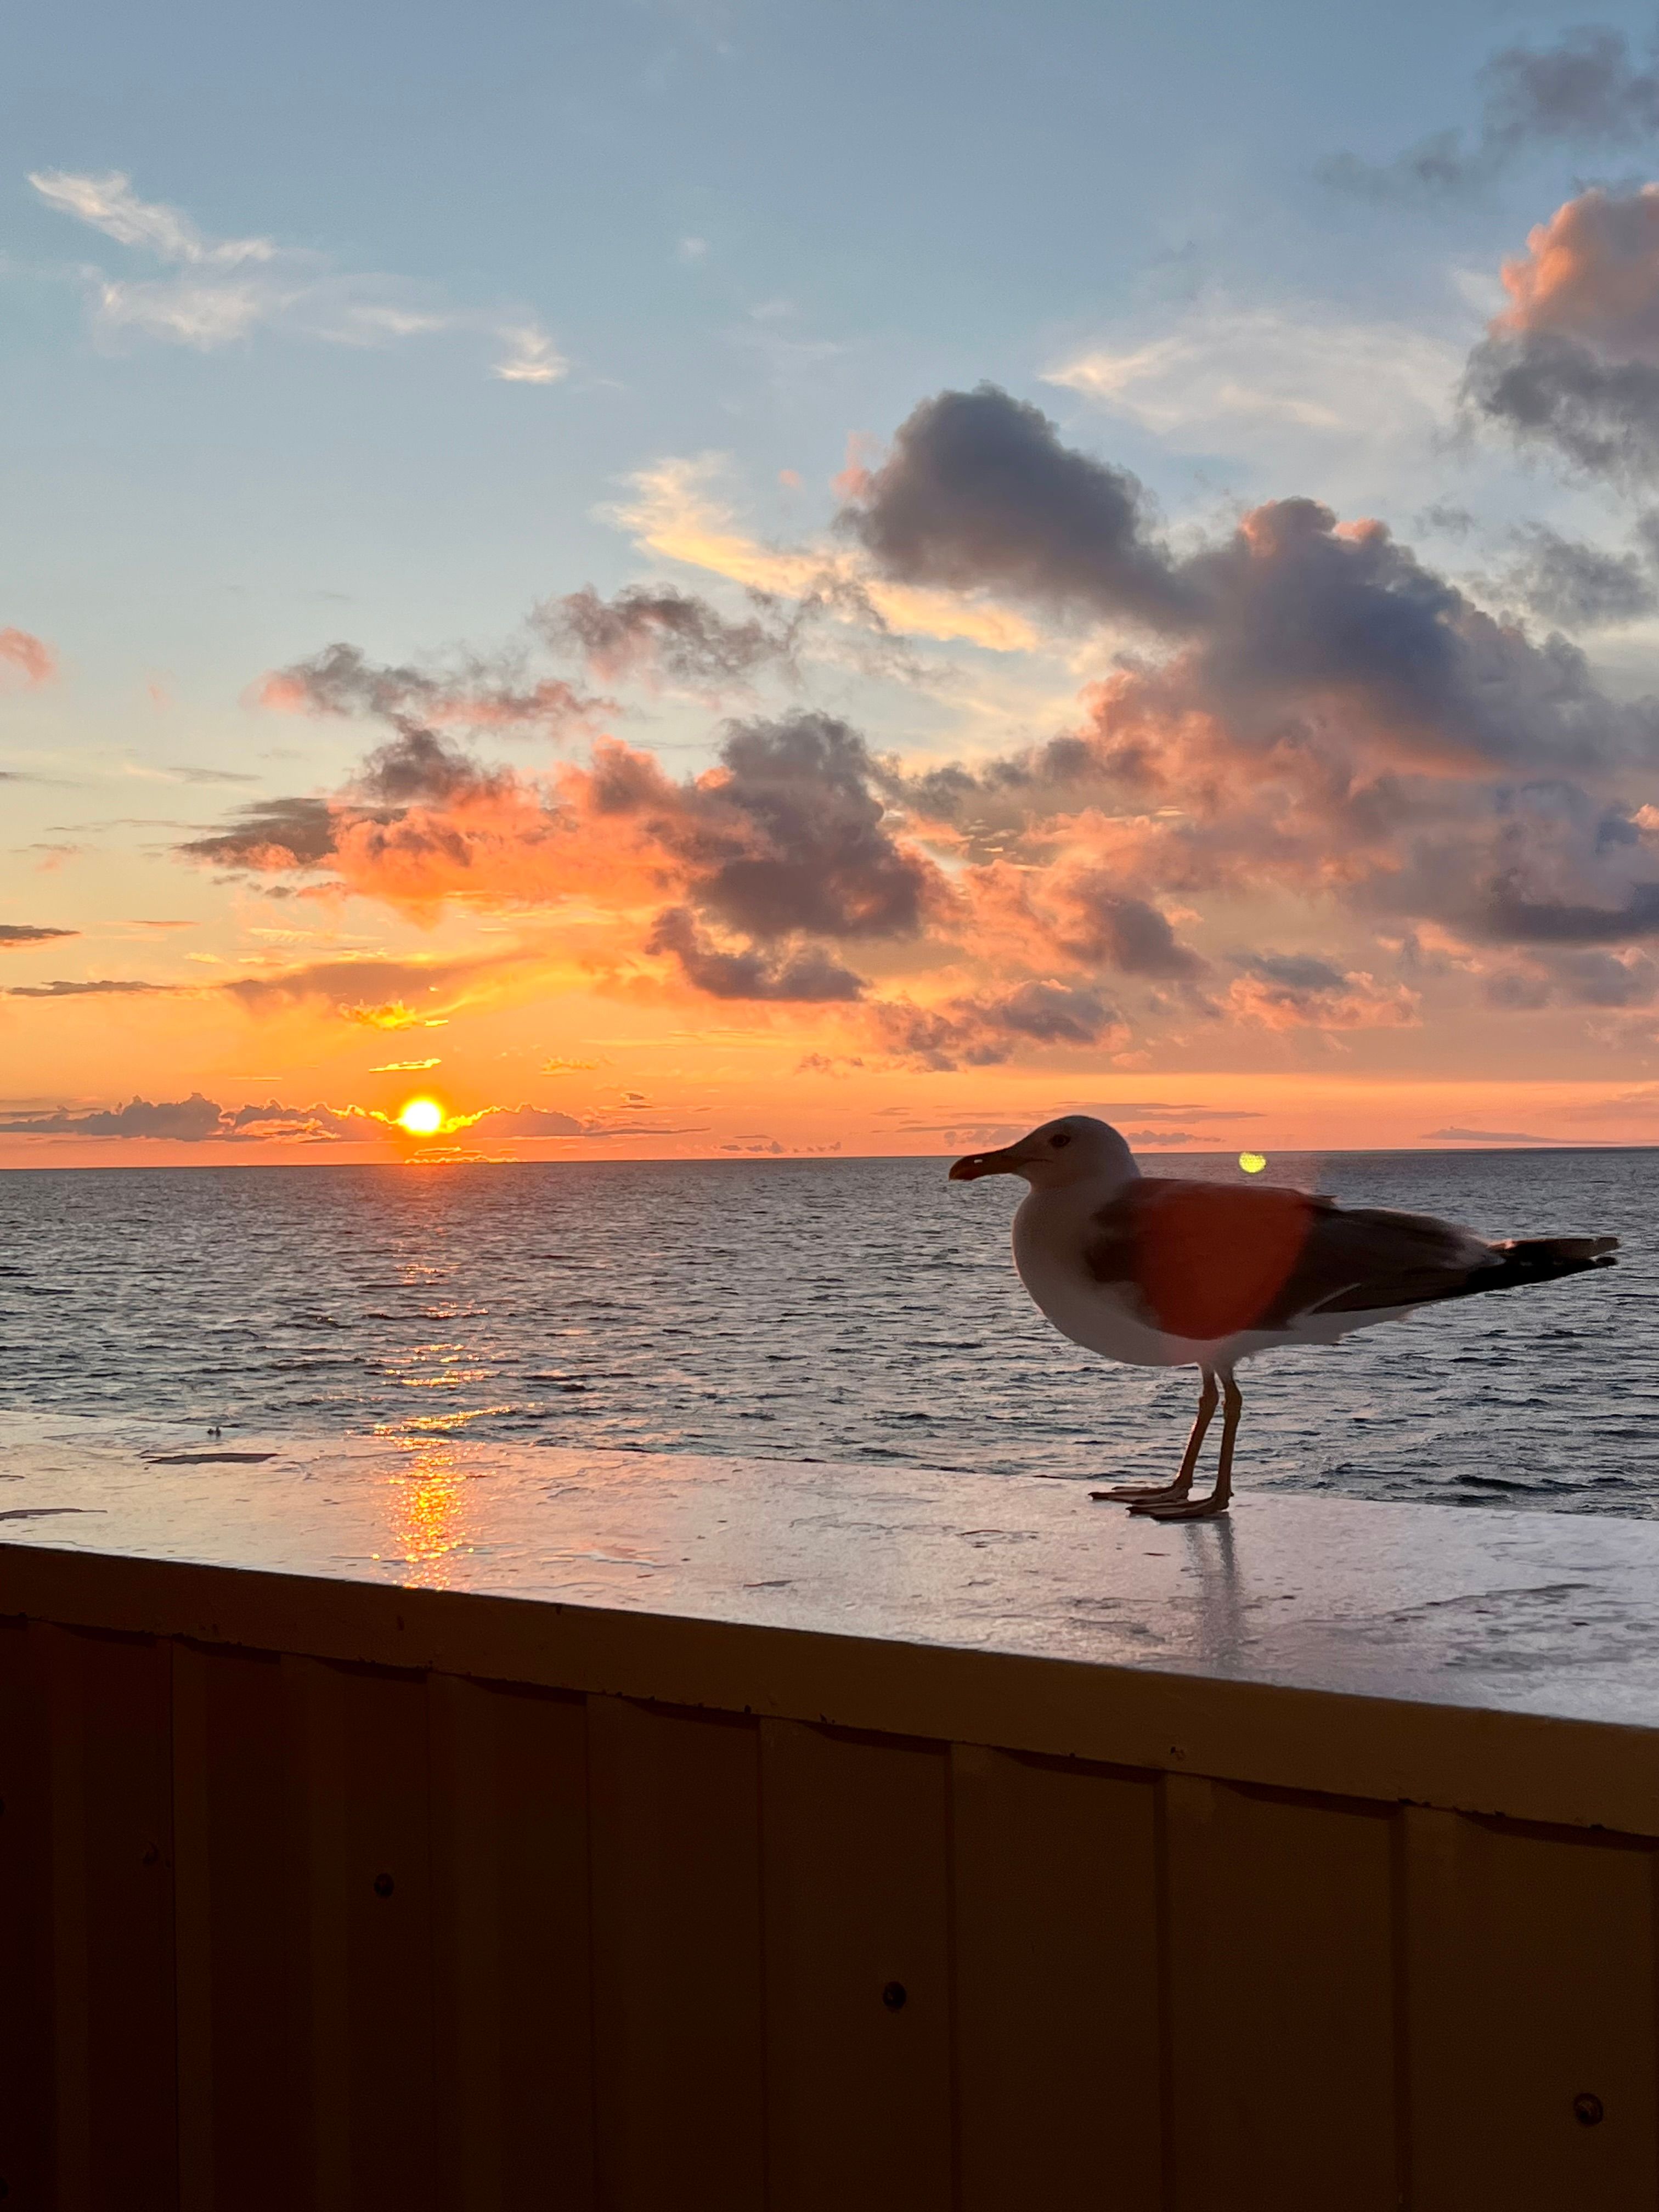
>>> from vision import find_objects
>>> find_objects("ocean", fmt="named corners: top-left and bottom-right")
top-left (1, 1148), bottom-right (1654, 1515)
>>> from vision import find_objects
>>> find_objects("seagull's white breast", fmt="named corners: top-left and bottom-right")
top-left (1011, 1182), bottom-right (1193, 1369)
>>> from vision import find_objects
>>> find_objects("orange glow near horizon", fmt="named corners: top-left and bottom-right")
top-left (397, 1096), bottom-right (445, 1136)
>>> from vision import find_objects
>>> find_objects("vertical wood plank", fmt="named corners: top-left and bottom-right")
top-left (429, 1674), bottom-right (595, 2211)
top-left (760, 1719), bottom-right (952, 2212)
top-left (285, 1652), bottom-right (352, 2212)
top-left (1163, 1774), bottom-right (1397, 2212)
top-left (951, 1743), bottom-right (1161, 2211)
top-left (588, 1695), bottom-right (765, 2212)
top-left (184, 1643), bottom-right (304, 2212)
top-left (341, 1664), bottom-right (439, 2212)
top-left (60, 1627), bottom-right (180, 2212)
top-left (46, 1623), bottom-right (92, 2212)
top-left (0, 1617), bottom-right (55, 2211)
top-left (1404, 1807), bottom-right (1658, 2209)
top-left (171, 1641), bottom-right (215, 2212)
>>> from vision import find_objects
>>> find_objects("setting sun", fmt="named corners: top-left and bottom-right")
top-left (397, 1097), bottom-right (444, 1137)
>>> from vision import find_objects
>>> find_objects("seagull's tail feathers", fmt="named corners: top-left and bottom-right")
top-left (1478, 1233), bottom-right (1620, 1294)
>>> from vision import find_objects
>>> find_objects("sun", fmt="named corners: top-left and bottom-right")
top-left (397, 1096), bottom-right (444, 1136)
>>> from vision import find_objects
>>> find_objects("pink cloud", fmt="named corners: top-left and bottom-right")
top-left (1495, 187), bottom-right (1659, 359)
top-left (0, 629), bottom-right (57, 686)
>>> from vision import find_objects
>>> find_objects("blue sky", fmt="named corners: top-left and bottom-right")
top-left (6, 0), bottom-right (1643, 703)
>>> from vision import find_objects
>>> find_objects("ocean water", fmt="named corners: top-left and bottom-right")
top-left (0, 1149), bottom-right (1654, 1515)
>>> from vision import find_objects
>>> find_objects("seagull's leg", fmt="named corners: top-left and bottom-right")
top-left (1135, 1369), bottom-right (1242, 1520)
top-left (1092, 1368), bottom-right (1218, 1504)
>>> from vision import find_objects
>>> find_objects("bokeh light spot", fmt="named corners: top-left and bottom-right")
top-left (1238, 1151), bottom-right (1267, 1175)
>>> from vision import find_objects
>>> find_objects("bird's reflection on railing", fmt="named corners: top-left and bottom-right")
top-left (1185, 1515), bottom-right (1248, 1673)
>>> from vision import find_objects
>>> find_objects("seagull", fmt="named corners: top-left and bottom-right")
top-left (949, 1115), bottom-right (1618, 1520)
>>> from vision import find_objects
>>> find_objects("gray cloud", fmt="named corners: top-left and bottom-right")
top-left (1464, 331), bottom-right (1659, 487)
top-left (870, 980), bottom-right (1125, 1069)
top-left (1489, 524), bottom-right (1657, 628)
top-left (0, 1092), bottom-right (365, 1141)
top-left (1422, 1126), bottom-right (1569, 1143)
top-left (180, 794), bottom-right (342, 870)
top-left (1051, 877), bottom-right (1207, 977)
top-left (536, 584), bottom-right (797, 692)
top-left (592, 709), bottom-right (936, 944)
top-left (1239, 951), bottom-right (1349, 991)
top-left (263, 640), bottom-right (607, 738)
top-left (841, 384), bottom-right (1198, 630)
top-left (1479, 877), bottom-right (1659, 943)
top-left (853, 386), bottom-right (1659, 775)
top-left (2, 977), bottom-right (178, 998)
top-left (1322, 27), bottom-right (1659, 200)
top-left (0, 924), bottom-right (78, 947)
top-left (647, 907), bottom-right (866, 1001)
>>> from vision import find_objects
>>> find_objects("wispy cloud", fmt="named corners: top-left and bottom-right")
top-left (1045, 307), bottom-right (1463, 481)
top-left (0, 924), bottom-right (78, 949)
top-left (614, 453), bottom-right (1042, 652)
top-left (492, 324), bottom-right (567, 384)
top-left (28, 169), bottom-right (567, 384)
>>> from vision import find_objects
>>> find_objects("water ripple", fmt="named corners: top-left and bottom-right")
top-left (0, 1150), bottom-right (1651, 1514)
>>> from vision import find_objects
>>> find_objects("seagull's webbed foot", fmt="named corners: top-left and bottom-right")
top-left (1094, 1369), bottom-right (1220, 1511)
top-left (1130, 1489), bottom-right (1231, 1521)
top-left (1131, 1373), bottom-right (1242, 1521)
top-left (1090, 1478), bottom-right (1192, 1505)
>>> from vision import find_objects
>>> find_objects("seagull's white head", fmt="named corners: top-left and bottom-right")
top-left (948, 1114), bottom-right (1138, 1192)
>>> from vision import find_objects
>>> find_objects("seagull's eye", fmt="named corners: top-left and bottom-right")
top-left (1049, 1131), bottom-right (1073, 1149)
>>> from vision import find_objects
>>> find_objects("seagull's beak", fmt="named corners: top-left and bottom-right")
top-left (949, 1144), bottom-right (1026, 1182)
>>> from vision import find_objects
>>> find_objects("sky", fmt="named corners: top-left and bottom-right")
top-left (12, 0), bottom-right (1659, 1164)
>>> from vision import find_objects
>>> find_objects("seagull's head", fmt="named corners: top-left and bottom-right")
top-left (949, 1115), bottom-right (1137, 1192)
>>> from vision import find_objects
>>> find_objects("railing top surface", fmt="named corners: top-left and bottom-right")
top-left (2, 1410), bottom-right (1655, 1737)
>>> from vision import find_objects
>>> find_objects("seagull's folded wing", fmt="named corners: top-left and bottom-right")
top-left (1084, 1180), bottom-right (1500, 1341)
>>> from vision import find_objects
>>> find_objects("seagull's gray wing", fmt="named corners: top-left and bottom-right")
top-left (1085, 1178), bottom-right (1616, 1340)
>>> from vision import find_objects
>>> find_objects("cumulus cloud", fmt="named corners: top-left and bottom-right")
top-left (183, 707), bottom-right (940, 996)
top-left (1466, 190), bottom-right (1659, 484)
top-left (867, 980), bottom-right (1126, 1069)
top-left (1322, 27), bottom-right (1659, 200)
top-left (0, 1086), bottom-right (695, 1148)
top-left (0, 629), bottom-right (57, 686)
top-left (1224, 955), bottom-right (1419, 1030)
top-left (159, 382), bottom-right (1659, 1049)
top-left (842, 384), bottom-right (1197, 630)
top-left (0, 1091), bottom-right (368, 1142)
top-left (850, 386), bottom-right (1659, 774)
top-left (646, 907), bottom-right (866, 1001)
